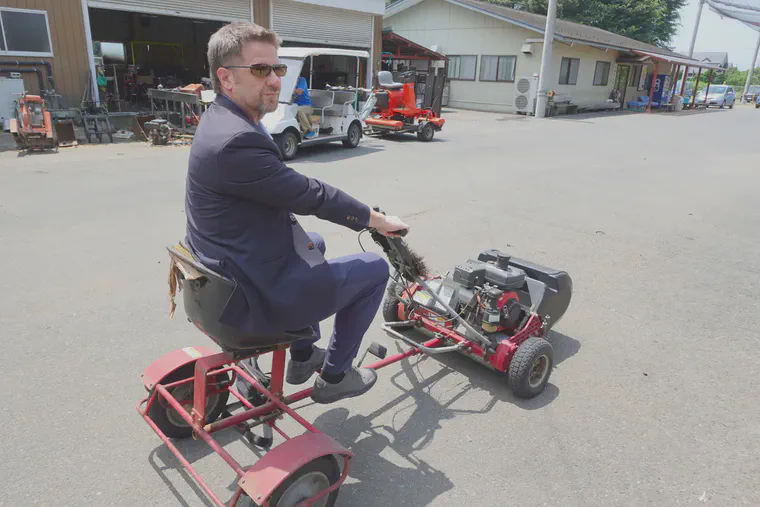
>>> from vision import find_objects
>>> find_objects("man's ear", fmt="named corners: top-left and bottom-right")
top-left (217, 67), bottom-right (234, 92)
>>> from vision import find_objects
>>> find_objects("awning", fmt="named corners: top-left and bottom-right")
top-left (381, 30), bottom-right (447, 61)
top-left (629, 50), bottom-right (725, 70)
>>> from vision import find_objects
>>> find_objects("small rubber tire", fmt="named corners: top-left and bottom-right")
top-left (382, 282), bottom-right (406, 323)
top-left (148, 363), bottom-right (230, 439)
top-left (508, 336), bottom-right (554, 399)
top-left (417, 122), bottom-right (435, 142)
top-left (266, 455), bottom-right (341, 507)
top-left (275, 131), bottom-right (299, 161)
top-left (342, 122), bottom-right (362, 148)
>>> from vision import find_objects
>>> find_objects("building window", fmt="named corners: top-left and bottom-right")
top-left (479, 55), bottom-right (517, 82)
top-left (559, 57), bottom-right (580, 85)
top-left (629, 65), bottom-right (642, 88)
top-left (0, 8), bottom-right (53, 57)
top-left (593, 61), bottom-right (611, 86)
top-left (448, 55), bottom-right (477, 81)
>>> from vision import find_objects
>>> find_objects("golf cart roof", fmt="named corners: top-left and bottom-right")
top-left (278, 47), bottom-right (370, 59)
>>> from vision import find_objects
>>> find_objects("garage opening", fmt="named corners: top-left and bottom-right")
top-left (88, 8), bottom-right (224, 111)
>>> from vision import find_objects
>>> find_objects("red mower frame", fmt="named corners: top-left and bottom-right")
top-left (136, 305), bottom-right (544, 506)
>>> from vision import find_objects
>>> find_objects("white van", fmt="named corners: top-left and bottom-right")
top-left (261, 47), bottom-right (370, 160)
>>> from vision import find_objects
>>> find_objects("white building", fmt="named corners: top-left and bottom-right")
top-left (385, 0), bottom-right (713, 114)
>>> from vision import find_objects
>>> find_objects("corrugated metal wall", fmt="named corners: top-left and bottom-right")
top-left (88, 0), bottom-right (251, 22)
top-left (0, 0), bottom-right (89, 107)
top-left (273, 0), bottom-right (373, 48)
top-left (254, 0), bottom-right (271, 28)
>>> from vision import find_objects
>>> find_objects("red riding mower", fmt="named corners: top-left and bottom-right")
top-left (363, 71), bottom-right (445, 142)
top-left (137, 212), bottom-right (571, 506)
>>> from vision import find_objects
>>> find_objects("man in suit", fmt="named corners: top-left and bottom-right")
top-left (185, 22), bottom-right (409, 404)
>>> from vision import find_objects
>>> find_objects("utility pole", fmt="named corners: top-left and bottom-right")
top-left (535, 0), bottom-right (558, 119)
top-left (688, 0), bottom-right (706, 58)
top-left (743, 31), bottom-right (760, 101)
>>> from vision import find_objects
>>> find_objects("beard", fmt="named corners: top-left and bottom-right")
top-left (255, 87), bottom-right (280, 117)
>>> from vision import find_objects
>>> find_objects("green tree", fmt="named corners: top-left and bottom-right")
top-left (487, 0), bottom-right (687, 47)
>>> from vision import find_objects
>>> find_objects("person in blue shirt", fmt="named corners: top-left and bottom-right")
top-left (293, 76), bottom-right (315, 139)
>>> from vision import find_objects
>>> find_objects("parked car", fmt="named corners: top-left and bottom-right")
top-left (743, 85), bottom-right (760, 103)
top-left (756, 93), bottom-right (760, 109)
top-left (695, 85), bottom-right (736, 108)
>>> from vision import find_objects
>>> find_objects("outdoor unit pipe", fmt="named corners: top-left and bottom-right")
top-left (0, 67), bottom-right (45, 94)
top-left (0, 59), bottom-right (55, 90)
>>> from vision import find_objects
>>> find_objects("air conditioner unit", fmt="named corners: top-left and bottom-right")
top-left (514, 76), bottom-right (538, 114)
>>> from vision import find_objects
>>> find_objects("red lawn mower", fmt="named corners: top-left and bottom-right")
top-left (137, 212), bottom-right (571, 506)
top-left (362, 71), bottom-right (445, 142)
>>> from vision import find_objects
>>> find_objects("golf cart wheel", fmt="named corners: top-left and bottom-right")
top-left (275, 131), bottom-right (299, 161)
top-left (382, 282), bottom-right (407, 322)
top-left (148, 363), bottom-right (230, 439)
top-left (342, 122), bottom-right (362, 148)
top-left (508, 336), bottom-right (553, 399)
top-left (417, 122), bottom-right (435, 142)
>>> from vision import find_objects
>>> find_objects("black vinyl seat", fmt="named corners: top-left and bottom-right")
top-left (167, 244), bottom-right (315, 357)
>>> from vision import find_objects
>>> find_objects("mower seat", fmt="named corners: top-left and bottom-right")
top-left (378, 71), bottom-right (404, 90)
top-left (167, 244), bottom-right (315, 357)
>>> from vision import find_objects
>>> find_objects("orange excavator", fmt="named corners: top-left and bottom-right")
top-left (9, 93), bottom-right (58, 152)
top-left (363, 71), bottom-right (444, 142)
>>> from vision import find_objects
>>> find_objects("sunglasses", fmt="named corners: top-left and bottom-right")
top-left (223, 63), bottom-right (288, 78)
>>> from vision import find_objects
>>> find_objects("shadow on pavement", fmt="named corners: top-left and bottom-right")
top-left (292, 143), bottom-right (384, 163)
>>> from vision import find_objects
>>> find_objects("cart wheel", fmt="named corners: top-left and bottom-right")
top-left (417, 123), bottom-right (435, 142)
top-left (508, 337), bottom-right (553, 399)
top-left (342, 122), bottom-right (362, 148)
top-left (269, 455), bottom-right (341, 507)
top-left (275, 131), bottom-right (299, 160)
top-left (148, 363), bottom-right (230, 439)
top-left (382, 282), bottom-right (407, 322)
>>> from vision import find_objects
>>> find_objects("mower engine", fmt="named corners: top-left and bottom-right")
top-left (410, 250), bottom-right (530, 338)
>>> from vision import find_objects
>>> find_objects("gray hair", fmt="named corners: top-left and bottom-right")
top-left (207, 22), bottom-right (281, 93)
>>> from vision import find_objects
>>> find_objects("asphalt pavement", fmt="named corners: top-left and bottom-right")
top-left (1, 104), bottom-right (758, 507)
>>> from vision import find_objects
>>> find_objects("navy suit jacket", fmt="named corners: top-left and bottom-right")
top-left (185, 94), bottom-right (371, 334)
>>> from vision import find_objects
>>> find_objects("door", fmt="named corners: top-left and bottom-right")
top-left (88, 0), bottom-right (251, 22)
top-left (272, 0), bottom-right (373, 48)
top-left (615, 65), bottom-right (630, 107)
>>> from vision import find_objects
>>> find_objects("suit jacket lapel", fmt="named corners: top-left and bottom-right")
top-left (214, 94), bottom-right (283, 160)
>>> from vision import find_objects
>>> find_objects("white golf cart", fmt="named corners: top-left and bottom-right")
top-left (262, 48), bottom-right (370, 160)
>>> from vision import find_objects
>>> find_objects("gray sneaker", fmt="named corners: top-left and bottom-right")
top-left (311, 367), bottom-right (378, 404)
top-left (286, 347), bottom-right (327, 385)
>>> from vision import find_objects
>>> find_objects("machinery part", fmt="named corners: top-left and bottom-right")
top-left (417, 122), bottom-right (435, 142)
top-left (275, 131), bottom-right (299, 160)
top-left (0, 59), bottom-right (55, 91)
top-left (148, 363), bottom-right (230, 439)
top-left (508, 336), bottom-right (553, 399)
top-left (356, 341), bottom-right (388, 367)
top-left (342, 122), bottom-right (362, 148)
top-left (381, 322), bottom-right (467, 355)
top-left (382, 281), bottom-right (406, 322)
top-left (264, 455), bottom-right (341, 507)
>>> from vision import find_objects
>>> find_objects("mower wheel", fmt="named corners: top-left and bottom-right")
top-left (342, 122), bottom-right (362, 148)
top-left (382, 282), bottom-right (407, 322)
top-left (148, 363), bottom-right (230, 439)
top-left (275, 131), bottom-right (299, 161)
top-left (417, 122), bottom-right (435, 142)
top-left (508, 336), bottom-right (553, 399)
top-left (267, 455), bottom-right (341, 507)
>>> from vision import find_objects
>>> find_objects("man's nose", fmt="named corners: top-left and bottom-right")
top-left (266, 71), bottom-right (281, 87)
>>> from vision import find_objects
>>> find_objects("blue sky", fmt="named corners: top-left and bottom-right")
top-left (671, 0), bottom-right (760, 70)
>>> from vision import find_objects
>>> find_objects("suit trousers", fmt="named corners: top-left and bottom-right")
top-left (290, 232), bottom-right (389, 375)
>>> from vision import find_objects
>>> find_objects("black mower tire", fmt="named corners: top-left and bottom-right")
top-left (275, 131), bottom-right (299, 161)
top-left (148, 363), bottom-right (229, 439)
top-left (382, 282), bottom-right (407, 323)
top-left (342, 122), bottom-right (362, 148)
top-left (417, 122), bottom-right (435, 142)
top-left (508, 336), bottom-right (554, 399)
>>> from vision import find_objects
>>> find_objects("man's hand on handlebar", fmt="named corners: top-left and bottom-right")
top-left (369, 209), bottom-right (409, 237)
